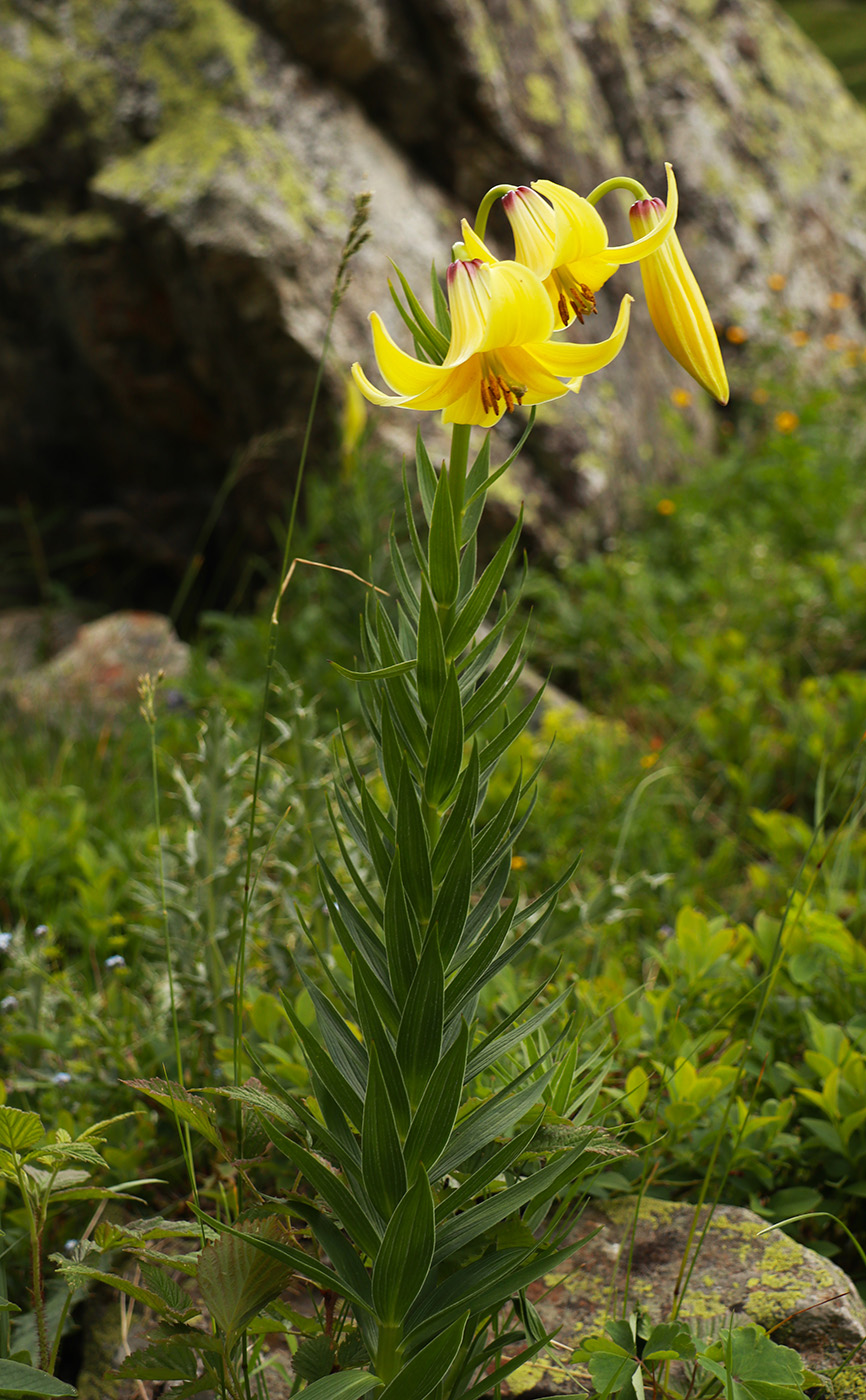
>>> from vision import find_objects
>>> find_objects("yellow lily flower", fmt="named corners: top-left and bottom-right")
top-left (628, 195), bottom-right (729, 404)
top-left (352, 256), bottom-right (632, 428)
top-left (469, 165), bottom-right (679, 330)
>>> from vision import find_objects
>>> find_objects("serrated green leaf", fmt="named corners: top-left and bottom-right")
top-left (0, 1108), bottom-right (43, 1153)
top-left (123, 1079), bottom-right (223, 1152)
top-left (192, 1210), bottom-right (369, 1309)
top-left (424, 665), bottom-right (464, 808)
top-left (416, 580), bottom-right (447, 726)
top-left (697, 1324), bottom-right (807, 1400)
top-left (428, 463), bottom-right (459, 607)
top-left (446, 510), bottom-right (523, 659)
top-left (114, 1343), bottom-right (198, 1381)
top-left (291, 1334), bottom-right (335, 1383)
top-left (396, 934), bottom-right (444, 1105)
top-left (396, 760), bottom-right (433, 922)
top-left (371, 1173), bottom-right (435, 1323)
top-left (403, 1020), bottom-right (468, 1173)
top-left (56, 1262), bottom-right (193, 1320)
top-left (362, 1044), bottom-right (407, 1218)
top-left (0, 1360), bottom-right (77, 1396)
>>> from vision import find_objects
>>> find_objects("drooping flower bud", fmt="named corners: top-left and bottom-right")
top-left (629, 197), bottom-right (729, 404)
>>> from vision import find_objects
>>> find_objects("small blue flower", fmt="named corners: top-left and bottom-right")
top-left (0, 995), bottom-right (18, 1012)
top-left (34, 925), bottom-right (49, 938)
top-left (0, 932), bottom-right (12, 952)
top-left (64, 1239), bottom-right (79, 1254)
top-left (104, 955), bottom-right (126, 969)
top-left (53, 1071), bottom-right (72, 1086)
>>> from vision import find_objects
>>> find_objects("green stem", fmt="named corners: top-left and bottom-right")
top-left (12, 1157), bottom-right (48, 1370)
top-left (376, 1324), bottom-right (403, 1384)
top-left (447, 423), bottom-right (471, 531)
top-left (585, 175), bottom-right (650, 207)
top-left (472, 185), bottom-right (515, 241)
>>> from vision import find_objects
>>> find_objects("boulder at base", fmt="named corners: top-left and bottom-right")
top-left (507, 1198), bottom-right (866, 1395)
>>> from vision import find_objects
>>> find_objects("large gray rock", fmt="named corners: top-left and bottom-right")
top-left (506, 1198), bottom-right (866, 1394)
top-left (1, 0), bottom-right (865, 603)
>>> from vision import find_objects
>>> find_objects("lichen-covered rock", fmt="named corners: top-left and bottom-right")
top-left (1, 0), bottom-right (865, 606)
top-left (506, 1198), bottom-right (866, 1395)
top-left (9, 611), bottom-right (190, 726)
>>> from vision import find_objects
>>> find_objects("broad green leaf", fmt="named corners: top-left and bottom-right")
top-left (371, 1173), bottom-right (435, 1323)
top-left (123, 1080), bottom-right (222, 1152)
top-left (424, 665), bottom-right (464, 808)
top-left (415, 429), bottom-right (438, 526)
top-left (378, 1312), bottom-right (468, 1400)
top-left (428, 463), bottom-right (459, 607)
top-left (697, 1324), bottom-right (807, 1400)
top-left (384, 850), bottom-right (419, 1003)
top-left (296, 1370), bottom-right (382, 1400)
top-left (431, 741), bottom-right (479, 886)
top-left (446, 510), bottom-right (523, 658)
top-left (0, 1360), bottom-right (77, 1396)
top-left (396, 934), bottom-right (444, 1105)
top-left (416, 580), bottom-right (447, 726)
top-left (197, 1217), bottom-right (297, 1346)
top-left (397, 761), bottom-right (433, 922)
top-left (332, 659), bottom-right (416, 682)
top-left (193, 1211), bottom-right (370, 1310)
top-left (114, 1344), bottom-right (198, 1381)
top-left (642, 1322), bottom-right (696, 1362)
top-left (0, 1107), bottom-right (43, 1153)
top-left (403, 1020), bottom-right (469, 1172)
top-left (362, 1044), bottom-right (407, 1218)
top-left (429, 824), bottom-right (473, 968)
top-left (353, 958), bottom-right (410, 1135)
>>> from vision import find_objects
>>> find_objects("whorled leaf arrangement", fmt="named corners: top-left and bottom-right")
top-left (189, 392), bottom-right (625, 1397)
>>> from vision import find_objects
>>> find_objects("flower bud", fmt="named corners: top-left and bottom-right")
top-left (629, 197), bottom-right (729, 404)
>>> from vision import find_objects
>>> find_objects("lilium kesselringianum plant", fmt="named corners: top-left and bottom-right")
top-left (464, 165), bottom-right (678, 332)
top-left (351, 256), bottom-right (632, 429)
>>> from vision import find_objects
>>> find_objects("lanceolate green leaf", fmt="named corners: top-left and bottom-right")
top-left (461, 432), bottom-right (491, 544)
top-left (415, 429), bottom-right (438, 526)
top-left (360, 783), bottom-right (395, 891)
top-left (294, 1372), bottom-right (383, 1400)
top-left (397, 761), bottom-right (433, 922)
top-left (319, 859), bottom-right (389, 989)
top-left (384, 850), bottom-right (419, 1003)
top-left (371, 1173), bottom-right (435, 1323)
top-left (396, 933), bottom-right (444, 1105)
top-left (466, 982), bottom-right (572, 1081)
top-left (256, 1115), bottom-right (381, 1260)
top-left (416, 580), bottom-right (447, 726)
top-left (429, 823), bottom-right (473, 968)
top-left (301, 973), bottom-right (369, 1102)
top-left (281, 995), bottom-right (365, 1129)
top-left (428, 463), bottom-right (459, 608)
top-left (332, 659), bottom-right (416, 682)
top-left (463, 624), bottom-right (529, 735)
top-left (354, 958), bottom-right (410, 1134)
top-left (432, 1068), bottom-right (557, 1179)
top-left (424, 665), bottom-right (464, 807)
top-left (477, 684), bottom-right (546, 778)
top-left (0, 1359), bottom-right (77, 1397)
top-left (403, 1020), bottom-right (469, 1172)
top-left (431, 740), bottom-right (479, 886)
top-left (362, 1044), bottom-right (408, 1218)
top-left (446, 510), bottom-right (523, 659)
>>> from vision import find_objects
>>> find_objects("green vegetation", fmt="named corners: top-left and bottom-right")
top-left (2, 312), bottom-right (866, 1394)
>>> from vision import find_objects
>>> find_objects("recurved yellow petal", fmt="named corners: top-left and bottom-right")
top-left (444, 259), bottom-right (554, 367)
top-left (530, 295), bottom-right (632, 386)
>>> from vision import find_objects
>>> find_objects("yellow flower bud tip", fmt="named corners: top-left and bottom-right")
top-left (627, 195), bottom-right (729, 405)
